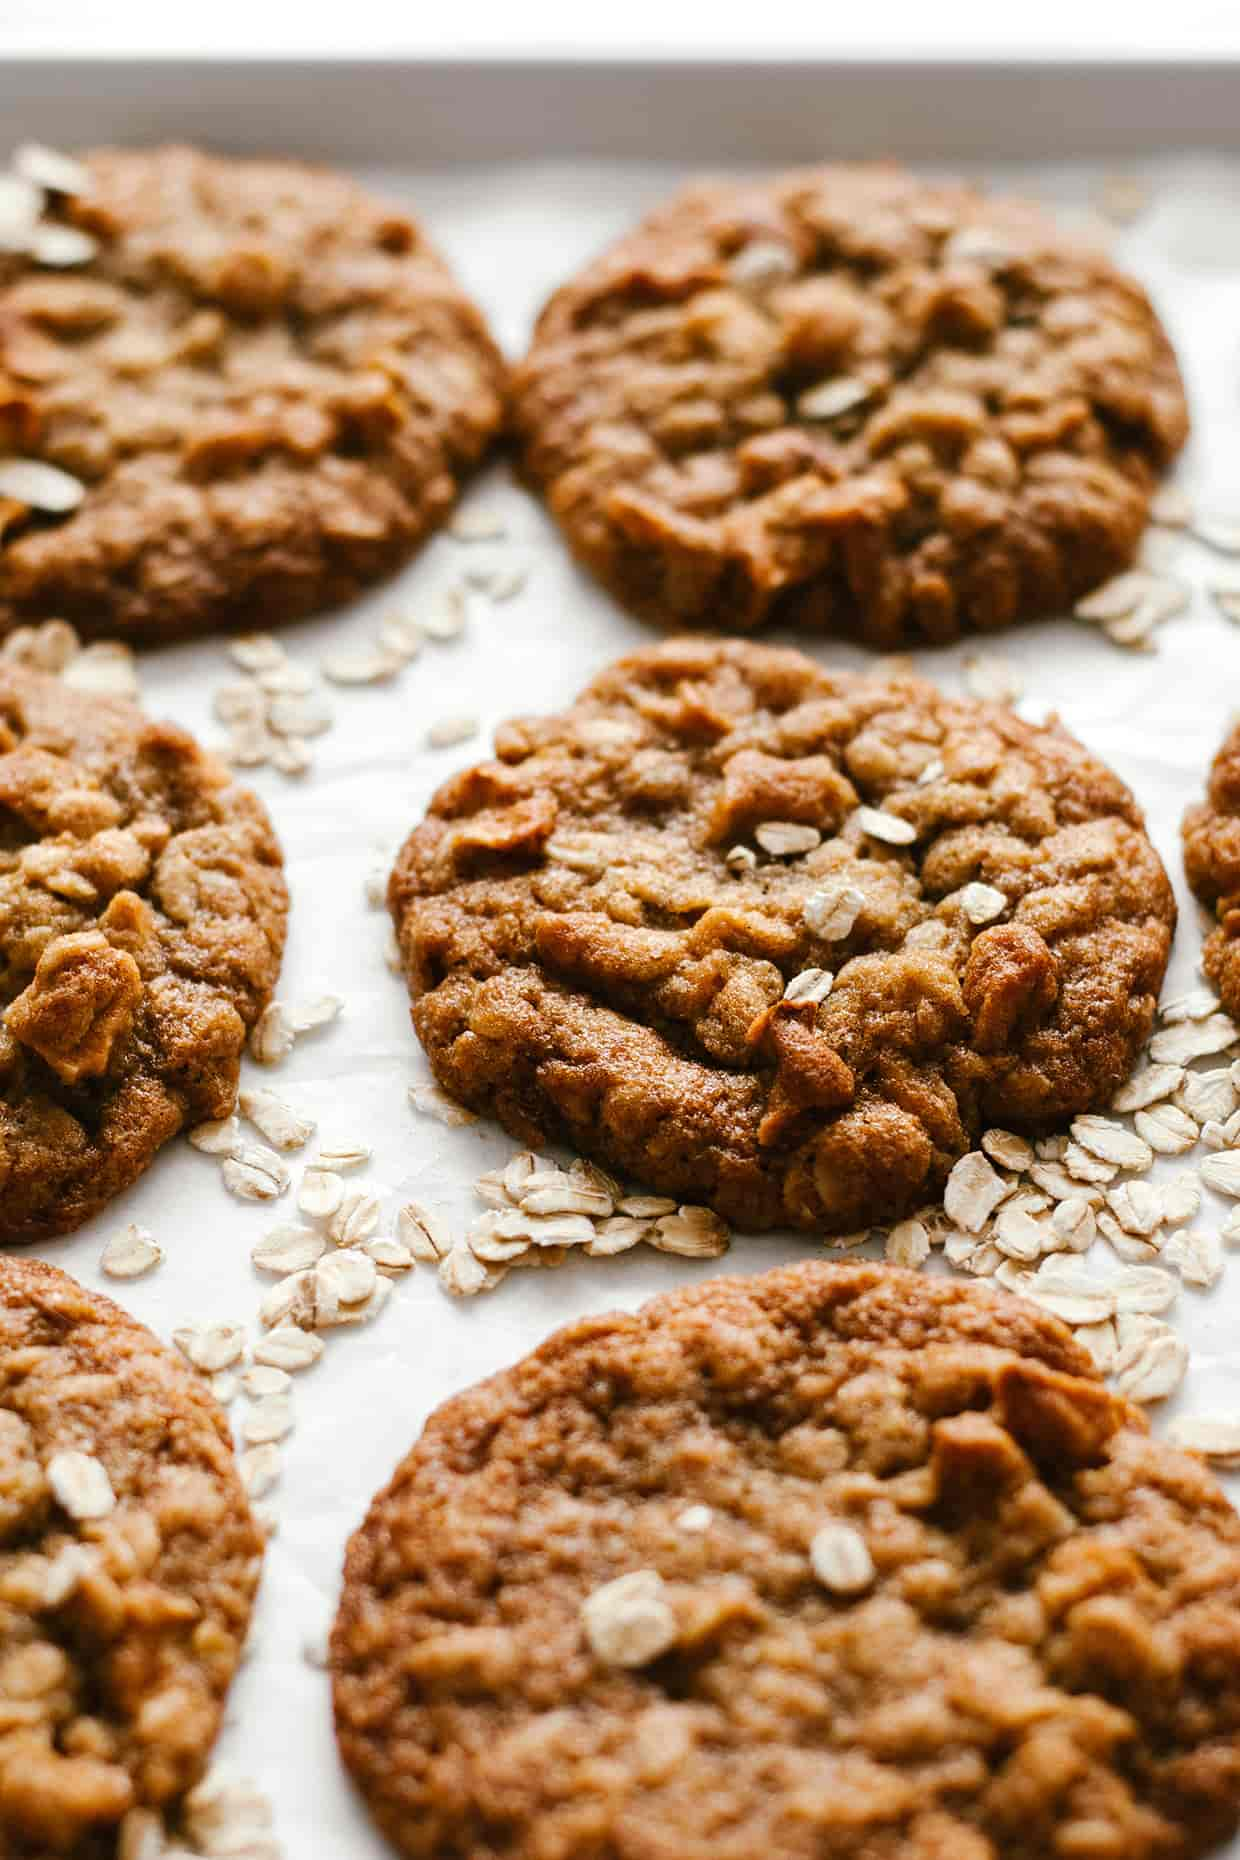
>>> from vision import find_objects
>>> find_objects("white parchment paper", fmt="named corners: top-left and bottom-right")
top-left (24, 154), bottom-right (1240, 1856)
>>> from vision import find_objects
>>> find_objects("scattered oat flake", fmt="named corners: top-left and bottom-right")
top-left (182, 1775), bottom-right (275, 1855)
top-left (249, 1002), bottom-right (295, 1066)
top-left (47, 1450), bottom-right (115, 1522)
top-left (239, 1088), bottom-right (314, 1151)
top-left (408, 1081), bottom-right (477, 1126)
top-left (1134, 1103), bottom-right (1200, 1155)
top-left (100, 1223), bottom-right (162, 1279)
top-left (944, 1151), bottom-right (1007, 1234)
top-left (421, 588), bottom-right (469, 641)
top-left (251, 1225), bottom-right (326, 1275)
top-left (175, 1321), bottom-right (246, 1373)
top-left (252, 1327), bottom-right (324, 1372)
top-left (241, 1365), bottom-right (291, 1399)
top-left (1176, 1068), bottom-right (1237, 1125)
top-left (1110, 1062), bottom-right (1185, 1113)
top-left (364, 1235), bottom-right (415, 1272)
top-left (1074, 1317), bottom-right (1118, 1374)
top-left (1166, 1416), bottom-right (1240, 1465)
top-left (316, 1140), bottom-right (371, 1172)
top-left (298, 1167), bottom-right (344, 1221)
top-left (317, 1247), bottom-right (378, 1307)
top-left (1112, 1314), bottom-right (1187, 1402)
top-left (222, 1145), bottom-right (290, 1202)
top-left (649, 1205), bottom-right (730, 1258)
top-left (320, 646), bottom-right (402, 686)
top-left (585, 1216), bottom-right (651, 1257)
top-left (268, 695), bottom-right (332, 739)
top-left (1201, 1150), bottom-right (1240, 1198)
top-left (980, 1128), bottom-right (1033, 1173)
top-left (398, 1201), bottom-right (453, 1262)
top-left (885, 1218), bottom-right (930, 1268)
top-left (1069, 1115), bottom-right (1153, 1172)
top-left (426, 713), bottom-right (478, 749)
top-left (582, 1570), bottom-right (678, 1667)
top-left (618, 1193), bottom-right (677, 1218)
top-left (380, 612), bottom-right (425, 661)
top-left (1162, 1227), bottom-right (1223, 1289)
top-left (438, 1243), bottom-right (495, 1297)
top-left (228, 632), bottom-right (286, 673)
top-left (242, 1395), bottom-right (293, 1446)
top-left (327, 1191), bottom-right (382, 1246)
top-left (1105, 1179), bottom-right (1164, 1237)
top-left (238, 1443), bottom-right (281, 1499)
top-left (1075, 569), bottom-right (1156, 621)
top-left (469, 1215), bottom-right (533, 1264)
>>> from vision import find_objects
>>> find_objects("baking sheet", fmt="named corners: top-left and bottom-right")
top-left (8, 123), bottom-right (1240, 1855)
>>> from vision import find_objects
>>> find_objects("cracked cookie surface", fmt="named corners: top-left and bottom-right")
top-left (333, 1260), bottom-right (1240, 1860)
top-left (0, 663), bottom-right (287, 1243)
top-left (389, 637), bottom-right (1174, 1233)
top-left (0, 1256), bottom-right (263, 1859)
top-left (513, 164), bottom-right (1187, 643)
top-left (1183, 719), bottom-right (1240, 1019)
top-left (0, 145), bottom-right (506, 643)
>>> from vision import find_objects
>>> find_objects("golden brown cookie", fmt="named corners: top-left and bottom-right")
top-left (1183, 717), bottom-right (1240, 1018)
top-left (513, 164), bottom-right (1188, 643)
top-left (333, 1259), bottom-right (1240, 1860)
top-left (388, 637), bottom-right (1175, 1233)
top-left (0, 145), bottom-right (506, 643)
top-left (1, 1256), bottom-right (263, 1858)
top-left (0, 662), bottom-right (287, 1242)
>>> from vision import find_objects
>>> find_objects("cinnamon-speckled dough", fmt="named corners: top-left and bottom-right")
top-left (389, 638), bottom-right (1175, 1233)
top-left (0, 145), bottom-right (506, 642)
top-left (0, 663), bottom-right (287, 1242)
top-left (0, 1256), bottom-right (263, 1858)
top-left (513, 164), bottom-right (1188, 643)
top-left (1183, 718), bottom-right (1240, 1019)
top-left (333, 1260), bottom-right (1240, 1860)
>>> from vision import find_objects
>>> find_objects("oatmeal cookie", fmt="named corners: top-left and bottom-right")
top-left (1183, 717), bottom-right (1240, 1018)
top-left (513, 164), bottom-right (1188, 643)
top-left (0, 145), bottom-right (505, 643)
top-left (389, 637), bottom-right (1174, 1233)
top-left (333, 1259), bottom-right (1240, 1860)
top-left (0, 1256), bottom-right (263, 1858)
top-left (0, 662), bottom-right (287, 1243)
